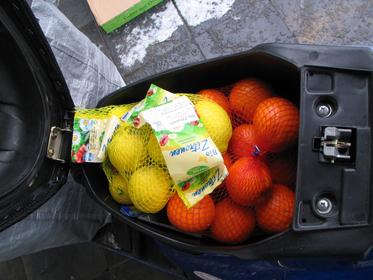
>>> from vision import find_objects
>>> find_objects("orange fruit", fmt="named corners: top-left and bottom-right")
top-left (213, 153), bottom-right (233, 202)
top-left (211, 186), bottom-right (228, 203)
top-left (256, 184), bottom-right (295, 233)
top-left (199, 89), bottom-right (231, 118)
top-left (214, 152), bottom-right (233, 197)
top-left (253, 97), bottom-right (299, 153)
top-left (217, 153), bottom-right (233, 188)
top-left (226, 156), bottom-right (272, 206)
top-left (167, 194), bottom-right (215, 233)
top-left (229, 124), bottom-right (259, 159)
top-left (266, 153), bottom-right (297, 186)
top-left (229, 79), bottom-right (272, 125)
top-left (222, 152), bottom-right (233, 170)
top-left (211, 198), bottom-right (256, 244)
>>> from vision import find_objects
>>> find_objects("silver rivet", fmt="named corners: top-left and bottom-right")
top-left (316, 198), bottom-right (332, 214)
top-left (316, 104), bottom-right (332, 118)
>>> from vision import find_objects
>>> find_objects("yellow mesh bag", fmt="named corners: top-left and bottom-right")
top-left (102, 92), bottom-right (233, 214)
top-left (178, 94), bottom-right (232, 153)
top-left (105, 124), bottom-right (174, 213)
top-left (74, 104), bottom-right (133, 119)
top-left (102, 159), bottom-right (115, 184)
top-left (72, 104), bottom-right (134, 163)
top-left (107, 124), bottom-right (151, 174)
top-left (128, 166), bottom-right (173, 213)
top-left (147, 133), bottom-right (167, 166)
top-left (103, 161), bottom-right (132, 205)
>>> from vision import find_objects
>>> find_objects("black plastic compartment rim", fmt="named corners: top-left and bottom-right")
top-left (86, 43), bottom-right (373, 259)
top-left (83, 163), bottom-right (373, 260)
top-left (98, 43), bottom-right (373, 107)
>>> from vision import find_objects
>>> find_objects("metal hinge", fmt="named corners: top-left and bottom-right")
top-left (47, 126), bottom-right (72, 163)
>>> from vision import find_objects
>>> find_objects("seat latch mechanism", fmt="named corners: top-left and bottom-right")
top-left (313, 127), bottom-right (353, 164)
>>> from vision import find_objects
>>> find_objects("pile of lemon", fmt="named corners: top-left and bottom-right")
top-left (106, 97), bottom-right (232, 214)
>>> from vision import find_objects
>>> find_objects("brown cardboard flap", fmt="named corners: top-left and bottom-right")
top-left (87, 0), bottom-right (141, 25)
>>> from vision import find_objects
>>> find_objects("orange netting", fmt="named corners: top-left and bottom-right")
top-left (103, 80), bottom-right (299, 244)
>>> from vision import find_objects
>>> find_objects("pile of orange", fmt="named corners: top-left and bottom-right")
top-left (167, 79), bottom-right (299, 244)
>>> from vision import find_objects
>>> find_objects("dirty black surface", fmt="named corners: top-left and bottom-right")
top-left (1, 242), bottom-right (182, 280)
top-left (1, 0), bottom-right (372, 279)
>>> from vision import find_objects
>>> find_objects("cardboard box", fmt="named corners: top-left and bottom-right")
top-left (87, 0), bottom-right (163, 33)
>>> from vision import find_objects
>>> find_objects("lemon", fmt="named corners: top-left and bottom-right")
top-left (128, 167), bottom-right (172, 213)
top-left (109, 173), bottom-right (132, 204)
top-left (107, 126), bottom-right (147, 174)
top-left (148, 134), bottom-right (166, 165)
top-left (195, 99), bottom-right (232, 153)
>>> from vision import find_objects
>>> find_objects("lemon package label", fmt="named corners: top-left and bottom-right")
top-left (97, 115), bottom-right (120, 161)
top-left (133, 84), bottom-right (227, 208)
top-left (176, 164), bottom-right (228, 208)
top-left (96, 103), bottom-right (137, 161)
top-left (123, 84), bottom-right (177, 127)
top-left (140, 96), bottom-right (223, 183)
top-left (71, 117), bottom-right (107, 163)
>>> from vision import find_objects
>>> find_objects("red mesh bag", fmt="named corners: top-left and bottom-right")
top-left (229, 124), bottom-right (259, 159)
top-left (226, 156), bottom-right (272, 206)
top-left (229, 79), bottom-right (273, 127)
top-left (253, 97), bottom-right (299, 153)
top-left (162, 81), bottom-right (299, 244)
top-left (211, 198), bottom-right (256, 244)
top-left (256, 184), bottom-right (295, 233)
top-left (199, 89), bottom-right (231, 118)
top-left (266, 152), bottom-right (297, 186)
top-left (167, 194), bottom-right (215, 233)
